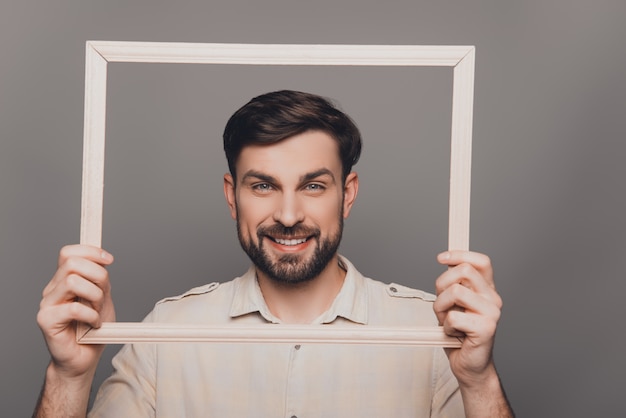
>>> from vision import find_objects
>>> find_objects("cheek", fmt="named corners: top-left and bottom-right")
top-left (236, 197), bottom-right (275, 227)
top-left (310, 197), bottom-right (344, 228)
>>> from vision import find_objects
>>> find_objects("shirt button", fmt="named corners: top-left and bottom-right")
top-left (294, 344), bottom-right (301, 350)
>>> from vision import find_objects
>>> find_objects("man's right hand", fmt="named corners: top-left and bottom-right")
top-left (37, 244), bottom-right (115, 380)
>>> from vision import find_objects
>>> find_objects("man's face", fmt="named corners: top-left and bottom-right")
top-left (224, 131), bottom-right (358, 285)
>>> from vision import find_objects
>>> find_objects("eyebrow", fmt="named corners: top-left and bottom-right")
top-left (240, 170), bottom-right (277, 185)
top-left (300, 168), bottom-right (336, 184)
top-left (240, 168), bottom-right (336, 186)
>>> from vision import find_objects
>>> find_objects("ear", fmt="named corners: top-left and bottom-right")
top-left (223, 173), bottom-right (237, 220)
top-left (342, 172), bottom-right (359, 219)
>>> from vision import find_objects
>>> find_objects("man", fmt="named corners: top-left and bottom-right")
top-left (35, 90), bottom-right (513, 417)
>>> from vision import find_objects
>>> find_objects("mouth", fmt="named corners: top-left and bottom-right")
top-left (272, 237), bottom-right (309, 246)
top-left (264, 234), bottom-right (315, 253)
top-left (259, 224), bottom-right (319, 252)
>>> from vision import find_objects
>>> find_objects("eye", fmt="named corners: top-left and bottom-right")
top-left (252, 183), bottom-right (274, 193)
top-left (304, 183), bottom-right (326, 192)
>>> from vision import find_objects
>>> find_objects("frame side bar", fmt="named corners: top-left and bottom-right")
top-left (79, 323), bottom-right (463, 347)
top-left (77, 42), bottom-right (108, 340)
top-left (80, 42), bottom-right (108, 247)
top-left (448, 47), bottom-right (475, 251)
top-left (88, 41), bottom-right (473, 66)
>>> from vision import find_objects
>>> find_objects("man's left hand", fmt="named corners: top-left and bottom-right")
top-left (433, 250), bottom-right (503, 387)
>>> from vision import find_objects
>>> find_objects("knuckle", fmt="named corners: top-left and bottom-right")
top-left (458, 262), bottom-right (474, 277)
top-left (495, 294), bottom-right (503, 309)
top-left (482, 318), bottom-right (498, 336)
top-left (59, 245), bottom-right (75, 263)
top-left (447, 309), bottom-right (461, 324)
top-left (98, 268), bottom-right (110, 285)
top-left (41, 284), bottom-right (51, 299)
top-left (450, 283), bottom-right (465, 298)
top-left (36, 309), bottom-right (47, 328)
top-left (432, 298), bottom-right (444, 313)
top-left (479, 309), bottom-right (499, 331)
top-left (92, 287), bottom-right (105, 306)
top-left (491, 305), bottom-right (502, 322)
top-left (63, 256), bottom-right (80, 272)
top-left (434, 280), bottom-right (444, 295)
top-left (68, 301), bottom-right (83, 317)
top-left (65, 273), bottom-right (80, 289)
top-left (494, 312), bottom-right (501, 325)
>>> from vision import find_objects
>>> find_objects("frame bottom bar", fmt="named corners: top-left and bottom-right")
top-left (78, 323), bottom-right (463, 347)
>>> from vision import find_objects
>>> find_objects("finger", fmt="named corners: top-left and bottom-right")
top-left (441, 309), bottom-right (499, 343)
top-left (58, 244), bottom-right (114, 268)
top-left (435, 262), bottom-right (495, 299)
top-left (37, 301), bottom-right (102, 334)
top-left (433, 283), bottom-right (478, 324)
top-left (41, 273), bottom-right (106, 312)
top-left (437, 250), bottom-right (494, 286)
top-left (434, 284), bottom-right (501, 319)
top-left (440, 309), bottom-right (467, 338)
top-left (44, 245), bottom-right (113, 296)
top-left (435, 283), bottom-right (475, 313)
top-left (44, 255), bottom-right (111, 298)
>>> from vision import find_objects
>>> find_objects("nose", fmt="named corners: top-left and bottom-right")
top-left (272, 192), bottom-right (304, 227)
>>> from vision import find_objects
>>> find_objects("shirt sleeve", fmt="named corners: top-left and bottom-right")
top-left (88, 315), bottom-right (157, 417)
top-left (430, 347), bottom-right (466, 417)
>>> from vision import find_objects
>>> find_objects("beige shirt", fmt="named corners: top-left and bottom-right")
top-left (90, 256), bottom-right (464, 417)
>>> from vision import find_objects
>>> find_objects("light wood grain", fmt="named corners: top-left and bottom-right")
top-left (77, 41), bottom-right (475, 345)
top-left (78, 323), bottom-right (463, 347)
top-left (88, 41), bottom-right (474, 66)
top-left (449, 47), bottom-right (474, 251)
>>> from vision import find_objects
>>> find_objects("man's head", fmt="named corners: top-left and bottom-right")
top-left (222, 90), bottom-right (361, 285)
top-left (223, 90), bottom-right (362, 183)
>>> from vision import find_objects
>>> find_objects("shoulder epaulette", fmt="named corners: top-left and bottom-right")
top-left (385, 283), bottom-right (436, 302)
top-left (156, 282), bottom-right (220, 305)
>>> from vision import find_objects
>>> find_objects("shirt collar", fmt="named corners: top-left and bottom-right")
top-left (229, 255), bottom-right (368, 325)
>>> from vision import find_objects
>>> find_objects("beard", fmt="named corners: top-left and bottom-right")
top-left (237, 217), bottom-right (343, 285)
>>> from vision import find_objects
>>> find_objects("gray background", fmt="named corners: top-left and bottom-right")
top-left (1, 1), bottom-right (625, 416)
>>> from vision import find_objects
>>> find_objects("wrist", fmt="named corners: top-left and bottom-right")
top-left (35, 362), bottom-right (94, 418)
top-left (457, 363), bottom-right (514, 418)
top-left (46, 360), bottom-right (96, 392)
top-left (457, 361), bottom-right (499, 390)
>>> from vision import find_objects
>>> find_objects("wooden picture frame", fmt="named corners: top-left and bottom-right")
top-left (77, 41), bottom-right (475, 347)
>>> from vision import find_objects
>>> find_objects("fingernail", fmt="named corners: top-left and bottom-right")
top-left (101, 250), bottom-right (113, 261)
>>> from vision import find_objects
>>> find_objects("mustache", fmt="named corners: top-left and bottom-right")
top-left (258, 223), bottom-right (320, 238)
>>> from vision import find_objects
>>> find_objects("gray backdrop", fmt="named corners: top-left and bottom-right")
top-left (2, 1), bottom-right (625, 416)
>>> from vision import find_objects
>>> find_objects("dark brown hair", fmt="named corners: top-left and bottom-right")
top-left (223, 90), bottom-right (362, 181)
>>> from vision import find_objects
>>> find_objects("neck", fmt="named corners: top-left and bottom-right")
top-left (256, 255), bottom-right (346, 324)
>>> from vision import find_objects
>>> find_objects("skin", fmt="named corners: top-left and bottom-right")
top-left (223, 131), bottom-right (359, 324)
top-left (34, 129), bottom-right (512, 417)
top-left (435, 250), bottom-right (514, 416)
top-left (34, 244), bottom-right (115, 417)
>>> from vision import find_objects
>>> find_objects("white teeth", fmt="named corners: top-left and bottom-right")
top-left (275, 238), bottom-right (307, 246)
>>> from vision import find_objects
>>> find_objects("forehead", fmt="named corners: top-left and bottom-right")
top-left (236, 131), bottom-right (342, 180)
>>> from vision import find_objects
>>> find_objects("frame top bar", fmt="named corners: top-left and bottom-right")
top-left (88, 41), bottom-right (474, 66)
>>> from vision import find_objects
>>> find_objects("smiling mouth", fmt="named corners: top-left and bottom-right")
top-left (260, 224), bottom-right (318, 248)
top-left (272, 237), bottom-right (309, 246)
